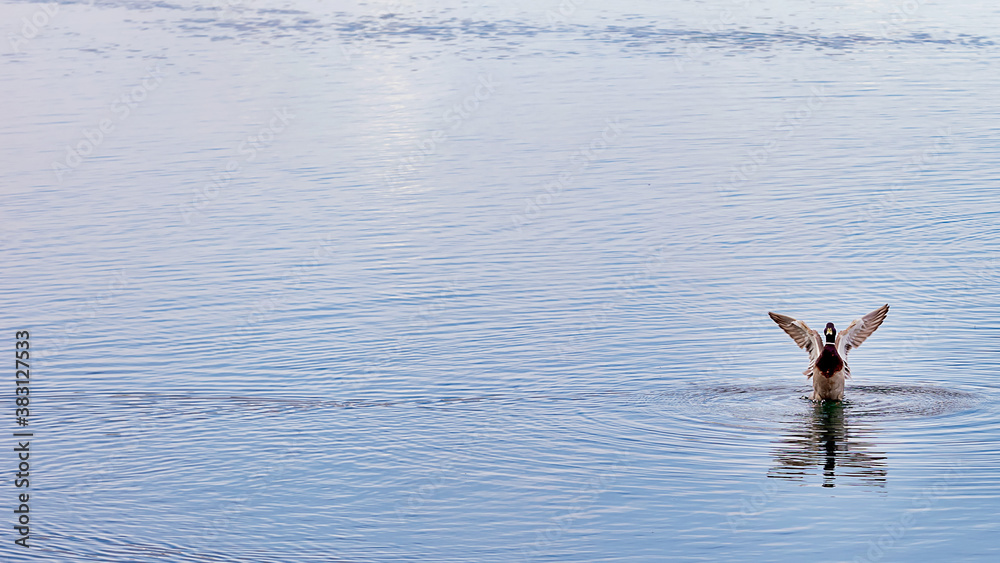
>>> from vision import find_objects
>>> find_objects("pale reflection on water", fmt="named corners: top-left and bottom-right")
top-left (770, 401), bottom-right (888, 488)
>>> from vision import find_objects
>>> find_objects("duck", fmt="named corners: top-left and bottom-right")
top-left (768, 304), bottom-right (889, 401)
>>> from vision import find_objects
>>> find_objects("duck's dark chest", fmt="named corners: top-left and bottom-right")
top-left (816, 344), bottom-right (844, 376)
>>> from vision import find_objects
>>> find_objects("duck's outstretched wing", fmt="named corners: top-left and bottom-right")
top-left (768, 312), bottom-right (822, 377)
top-left (837, 304), bottom-right (889, 358)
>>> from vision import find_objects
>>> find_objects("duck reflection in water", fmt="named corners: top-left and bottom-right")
top-left (768, 401), bottom-right (887, 488)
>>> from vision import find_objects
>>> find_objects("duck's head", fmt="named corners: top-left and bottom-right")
top-left (824, 322), bottom-right (836, 344)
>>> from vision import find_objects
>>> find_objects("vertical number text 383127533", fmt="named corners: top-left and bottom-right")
top-left (13, 331), bottom-right (32, 548)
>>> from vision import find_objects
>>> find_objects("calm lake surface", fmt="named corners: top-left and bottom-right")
top-left (3, 0), bottom-right (1000, 561)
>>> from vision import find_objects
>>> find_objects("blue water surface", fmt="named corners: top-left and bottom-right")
top-left (2, 0), bottom-right (999, 561)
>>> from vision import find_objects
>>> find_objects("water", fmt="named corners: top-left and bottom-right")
top-left (2, 0), bottom-right (1000, 561)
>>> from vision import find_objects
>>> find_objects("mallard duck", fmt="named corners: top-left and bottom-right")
top-left (768, 304), bottom-right (889, 401)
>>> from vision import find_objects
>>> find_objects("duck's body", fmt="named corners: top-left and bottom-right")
top-left (768, 304), bottom-right (889, 401)
top-left (810, 342), bottom-right (847, 401)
